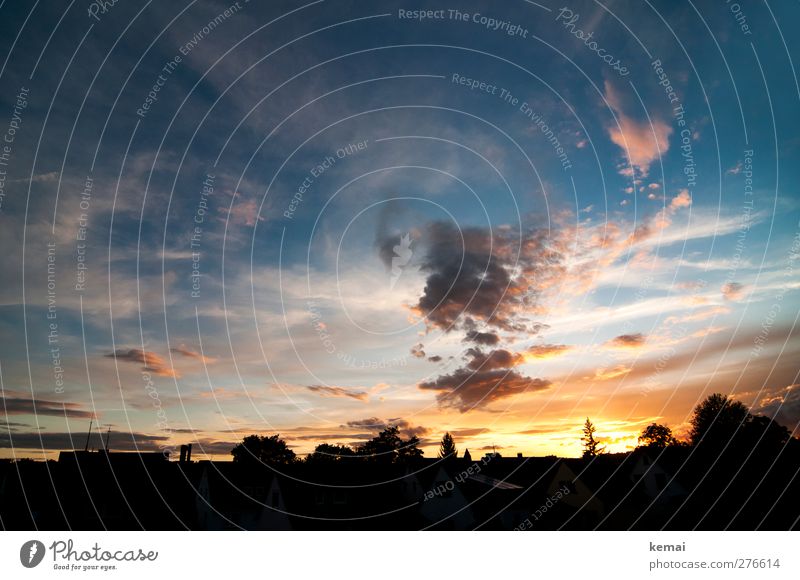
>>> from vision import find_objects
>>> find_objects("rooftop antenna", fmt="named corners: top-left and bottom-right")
top-left (84, 418), bottom-right (93, 452)
top-left (104, 427), bottom-right (111, 451)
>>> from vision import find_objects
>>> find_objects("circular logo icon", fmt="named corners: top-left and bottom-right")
top-left (19, 540), bottom-right (45, 568)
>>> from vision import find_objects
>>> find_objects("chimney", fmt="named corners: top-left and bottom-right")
top-left (179, 445), bottom-right (187, 463)
top-left (186, 443), bottom-right (192, 462)
top-left (517, 452), bottom-right (523, 459)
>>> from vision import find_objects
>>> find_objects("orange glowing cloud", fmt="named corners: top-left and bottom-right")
top-left (171, 345), bottom-right (216, 364)
top-left (606, 333), bottom-right (646, 349)
top-left (523, 343), bottom-right (573, 360)
top-left (605, 81), bottom-right (673, 176)
top-left (594, 365), bottom-right (632, 380)
top-left (105, 348), bottom-right (179, 378)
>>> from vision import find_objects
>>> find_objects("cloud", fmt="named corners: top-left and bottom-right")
top-left (342, 417), bottom-right (429, 438)
top-left (690, 326), bottom-right (727, 338)
top-left (8, 171), bottom-right (60, 184)
top-left (419, 367), bottom-right (550, 412)
top-left (286, 432), bottom-right (374, 442)
top-left (524, 343), bottom-right (572, 359)
top-left (0, 394), bottom-right (94, 418)
top-left (755, 384), bottom-right (800, 431)
top-left (105, 348), bottom-right (179, 378)
top-left (517, 427), bottom-right (563, 435)
top-left (606, 333), bottom-right (646, 348)
top-left (465, 347), bottom-right (524, 371)
top-left (664, 306), bottom-right (730, 325)
top-left (428, 355), bottom-right (443, 363)
top-left (462, 343), bottom-right (571, 368)
top-left (411, 222), bottom-right (561, 332)
top-left (463, 330), bottom-right (501, 346)
top-left (344, 417), bottom-right (386, 429)
top-left (217, 192), bottom-right (265, 226)
top-left (412, 223), bottom-right (516, 331)
top-left (727, 161), bottom-right (743, 175)
top-left (197, 387), bottom-right (258, 401)
top-left (594, 365), bottom-right (632, 380)
top-left (0, 420), bottom-right (30, 429)
top-left (410, 343), bottom-right (426, 358)
top-left (449, 428), bottom-right (491, 437)
top-left (721, 282), bottom-right (744, 301)
top-left (170, 345), bottom-right (216, 364)
top-left (401, 425), bottom-right (431, 438)
top-left (0, 431), bottom-right (169, 451)
top-left (305, 385), bottom-right (368, 401)
top-left (188, 438), bottom-right (241, 456)
top-left (604, 80), bottom-right (672, 176)
top-left (670, 189), bottom-right (692, 210)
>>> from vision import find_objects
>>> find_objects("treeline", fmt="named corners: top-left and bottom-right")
top-left (582, 392), bottom-right (796, 458)
top-left (229, 392), bottom-right (797, 466)
top-left (230, 425), bottom-right (426, 466)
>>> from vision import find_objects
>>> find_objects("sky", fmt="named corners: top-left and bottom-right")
top-left (0, 0), bottom-right (798, 461)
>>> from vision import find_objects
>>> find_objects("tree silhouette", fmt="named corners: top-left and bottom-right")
top-left (689, 393), bottom-right (749, 447)
top-left (638, 423), bottom-right (681, 448)
top-left (581, 418), bottom-right (604, 458)
top-left (305, 443), bottom-right (356, 463)
top-left (744, 414), bottom-right (791, 449)
top-left (231, 434), bottom-right (296, 465)
top-left (438, 432), bottom-right (457, 459)
top-left (357, 426), bottom-right (423, 464)
top-left (397, 434), bottom-right (424, 463)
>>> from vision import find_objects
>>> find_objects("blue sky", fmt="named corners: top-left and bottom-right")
top-left (1, 0), bottom-right (798, 459)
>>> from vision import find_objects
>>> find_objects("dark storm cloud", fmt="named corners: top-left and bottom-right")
top-left (412, 222), bottom-right (562, 333)
top-left (413, 223), bottom-right (514, 331)
top-left (464, 330), bottom-right (501, 345)
top-left (419, 367), bottom-right (551, 412)
top-left (464, 347), bottom-right (523, 371)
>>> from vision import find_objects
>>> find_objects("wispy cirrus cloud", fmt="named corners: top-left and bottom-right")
top-left (305, 385), bottom-right (369, 401)
top-left (721, 282), bottom-right (745, 301)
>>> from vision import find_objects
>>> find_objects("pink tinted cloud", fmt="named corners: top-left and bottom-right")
top-left (605, 81), bottom-right (672, 176)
